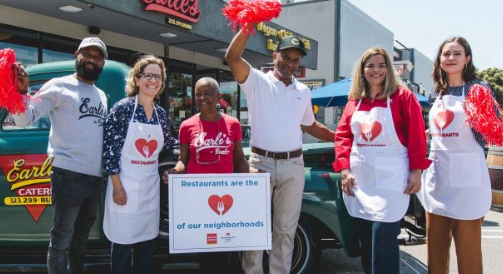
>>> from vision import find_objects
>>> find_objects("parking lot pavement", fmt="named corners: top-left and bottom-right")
top-left (18, 210), bottom-right (503, 274)
top-left (319, 209), bottom-right (503, 274)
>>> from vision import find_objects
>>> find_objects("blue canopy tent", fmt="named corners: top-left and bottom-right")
top-left (311, 78), bottom-right (429, 107)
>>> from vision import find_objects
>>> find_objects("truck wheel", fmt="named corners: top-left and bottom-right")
top-left (263, 215), bottom-right (321, 274)
top-left (290, 216), bottom-right (321, 274)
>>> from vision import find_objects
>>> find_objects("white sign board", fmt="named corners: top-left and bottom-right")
top-left (168, 173), bottom-right (271, 253)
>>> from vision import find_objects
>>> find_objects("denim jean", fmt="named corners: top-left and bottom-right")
top-left (47, 167), bottom-right (102, 274)
top-left (111, 239), bottom-right (155, 274)
top-left (354, 218), bottom-right (401, 274)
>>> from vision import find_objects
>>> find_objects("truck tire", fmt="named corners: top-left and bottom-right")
top-left (290, 215), bottom-right (321, 274)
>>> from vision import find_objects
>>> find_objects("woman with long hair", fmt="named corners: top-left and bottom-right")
top-left (417, 37), bottom-right (495, 274)
top-left (334, 47), bottom-right (430, 274)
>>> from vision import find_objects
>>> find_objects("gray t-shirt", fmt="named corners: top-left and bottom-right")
top-left (12, 74), bottom-right (108, 177)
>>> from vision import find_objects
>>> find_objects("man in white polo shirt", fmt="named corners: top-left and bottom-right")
top-left (226, 29), bottom-right (335, 274)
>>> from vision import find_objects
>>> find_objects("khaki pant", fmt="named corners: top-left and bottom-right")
top-left (426, 212), bottom-right (484, 274)
top-left (242, 153), bottom-right (305, 274)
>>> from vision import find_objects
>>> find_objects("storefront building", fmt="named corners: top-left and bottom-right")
top-left (276, 0), bottom-right (432, 137)
top-left (0, 0), bottom-right (318, 139)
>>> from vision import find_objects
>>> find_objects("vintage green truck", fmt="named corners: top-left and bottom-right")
top-left (0, 60), bottom-right (424, 273)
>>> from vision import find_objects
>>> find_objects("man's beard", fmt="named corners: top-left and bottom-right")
top-left (75, 59), bottom-right (103, 81)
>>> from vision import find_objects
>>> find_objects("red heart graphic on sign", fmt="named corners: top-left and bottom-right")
top-left (135, 138), bottom-right (158, 158)
top-left (434, 110), bottom-right (454, 130)
top-left (208, 195), bottom-right (233, 216)
top-left (360, 122), bottom-right (382, 142)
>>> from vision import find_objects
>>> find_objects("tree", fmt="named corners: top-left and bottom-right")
top-left (478, 68), bottom-right (503, 108)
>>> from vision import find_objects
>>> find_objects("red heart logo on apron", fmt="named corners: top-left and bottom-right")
top-left (208, 195), bottom-right (233, 216)
top-left (434, 110), bottom-right (454, 130)
top-left (360, 122), bottom-right (382, 142)
top-left (134, 138), bottom-right (158, 158)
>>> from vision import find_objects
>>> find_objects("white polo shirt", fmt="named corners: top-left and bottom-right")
top-left (239, 67), bottom-right (315, 152)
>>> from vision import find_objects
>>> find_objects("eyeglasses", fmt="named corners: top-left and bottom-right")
top-left (80, 51), bottom-right (105, 62)
top-left (139, 73), bottom-right (163, 82)
top-left (195, 116), bottom-right (221, 164)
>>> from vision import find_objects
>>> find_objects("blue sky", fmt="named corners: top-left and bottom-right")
top-left (345, 0), bottom-right (502, 70)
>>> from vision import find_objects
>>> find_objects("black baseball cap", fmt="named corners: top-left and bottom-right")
top-left (276, 36), bottom-right (307, 56)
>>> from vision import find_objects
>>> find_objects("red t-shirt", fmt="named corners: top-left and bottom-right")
top-left (333, 87), bottom-right (431, 172)
top-left (179, 113), bottom-right (242, 174)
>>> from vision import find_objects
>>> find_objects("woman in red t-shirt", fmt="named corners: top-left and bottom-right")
top-left (162, 77), bottom-right (255, 271)
top-left (166, 77), bottom-right (252, 175)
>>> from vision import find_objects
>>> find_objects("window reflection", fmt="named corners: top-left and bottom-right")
top-left (43, 49), bottom-right (74, 62)
top-left (168, 72), bottom-right (193, 134)
top-left (219, 81), bottom-right (238, 117)
top-left (0, 41), bottom-right (38, 67)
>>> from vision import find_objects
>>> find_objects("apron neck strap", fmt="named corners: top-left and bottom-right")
top-left (132, 95), bottom-right (159, 122)
top-left (356, 96), bottom-right (390, 111)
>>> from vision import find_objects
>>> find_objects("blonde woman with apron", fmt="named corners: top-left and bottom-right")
top-left (334, 47), bottom-right (430, 274)
top-left (418, 37), bottom-right (493, 274)
top-left (103, 56), bottom-right (178, 274)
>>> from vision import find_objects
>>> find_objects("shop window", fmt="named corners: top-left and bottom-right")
top-left (168, 72), bottom-right (193, 133)
top-left (0, 31), bottom-right (38, 67)
top-left (219, 81), bottom-right (238, 118)
top-left (43, 49), bottom-right (74, 63)
top-left (239, 88), bottom-right (249, 126)
top-left (42, 36), bottom-right (80, 63)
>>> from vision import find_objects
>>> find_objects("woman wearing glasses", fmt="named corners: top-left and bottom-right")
top-left (164, 77), bottom-right (254, 271)
top-left (103, 55), bottom-right (178, 274)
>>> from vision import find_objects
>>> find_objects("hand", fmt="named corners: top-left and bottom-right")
top-left (162, 168), bottom-right (179, 184)
top-left (249, 167), bottom-right (265, 173)
top-left (112, 183), bottom-right (127, 205)
top-left (340, 169), bottom-right (356, 197)
top-left (14, 62), bottom-right (29, 94)
top-left (425, 129), bottom-right (430, 139)
top-left (404, 169), bottom-right (421, 195)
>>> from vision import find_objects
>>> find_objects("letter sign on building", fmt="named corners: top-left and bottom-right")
top-left (140, 0), bottom-right (201, 23)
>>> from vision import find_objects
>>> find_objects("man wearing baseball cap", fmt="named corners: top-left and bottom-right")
top-left (226, 30), bottom-right (334, 274)
top-left (13, 37), bottom-right (108, 274)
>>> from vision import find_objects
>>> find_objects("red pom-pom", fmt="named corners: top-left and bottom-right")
top-left (0, 48), bottom-right (26, 114)
top-left (465, 84), bottom-right (503, 146)
top-left (222, 0), bottom-right (282, 35)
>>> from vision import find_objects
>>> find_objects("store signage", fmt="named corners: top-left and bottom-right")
top-left (0, 154), bottom-right (52, 222)
top-left (140, 0), bottom-right (201, 23)
top-left (393, 64), bottom-right (406, 76)
top-left (167, 17), bottom-right (193, 30)
top-left (261, 66), bottom-right (305, 78)
top-left (256, 23), bottom-right (311, 53)
top-left (393, 60), bottom-right (413, 76)
top-left (299, 79), bottom-right (325, 91)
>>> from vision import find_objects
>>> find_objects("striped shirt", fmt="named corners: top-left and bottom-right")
top-left (428, 79), bottom-right (493, 148)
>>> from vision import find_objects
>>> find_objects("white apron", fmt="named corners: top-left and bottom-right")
top-left (418, 87), bottom-right (491, 220)
top-left (104, 96), bottom-right (164, 244)
top-left (344, 97), bottom-right (410, 222)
